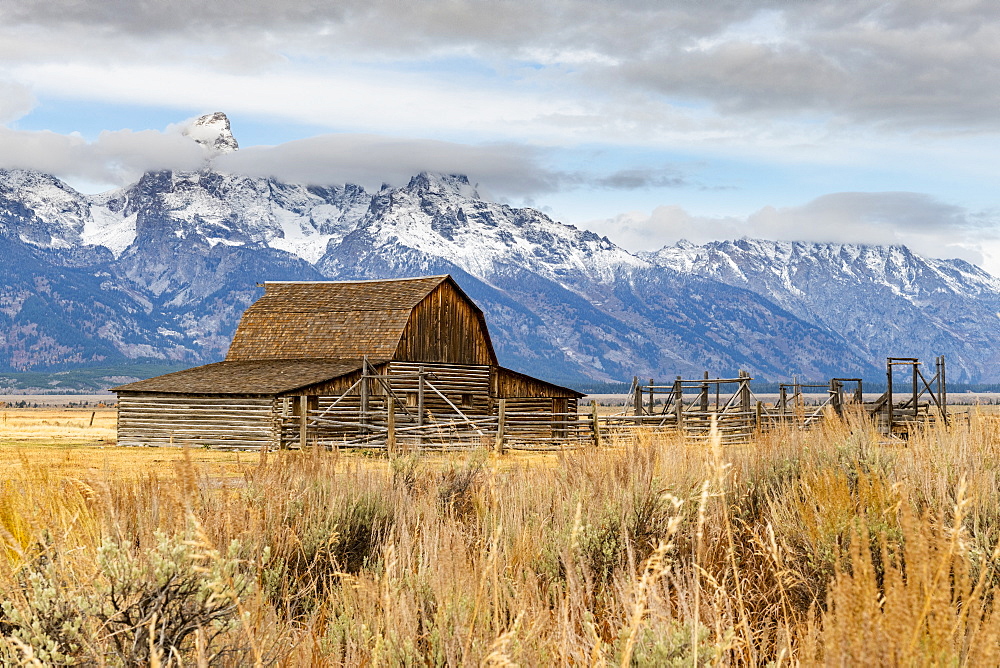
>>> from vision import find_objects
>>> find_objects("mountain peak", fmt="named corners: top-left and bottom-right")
top-left (405, 172), bottom-right (480, 199)
top-left (181, 112), bottom-right (239, 156)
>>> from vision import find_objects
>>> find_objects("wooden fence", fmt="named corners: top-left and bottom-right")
top-left (207, 356), bottom-right (953, 452)
top-left (279, 400), bottom-right (593, 452)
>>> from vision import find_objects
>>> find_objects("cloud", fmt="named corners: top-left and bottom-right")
top-left (0, 126), bottom-right (205, 185)
top-left (0, 110), bottom-right (706, 196)
top-left (0, 80), bottom-right (35, 123)
top-left (5, 2), bottom-right (1000, 135)
top-left (215, 135), bottom-right (562, 194)
top-left (0, 121), bottom-right (599, 195)
top-left (590, 192), bottom-right (996, 266)
top-left (588, 167), bottom-right (692, 190)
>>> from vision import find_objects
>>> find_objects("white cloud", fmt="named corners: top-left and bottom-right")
top-left (0, 80), bottom-right (35, 123)
top-left (215, 134), bottom-right (559, 193)
top-left (0, 126), bottom-right (204, 185)
top-left (5, 1), bottom-right (1000, 137)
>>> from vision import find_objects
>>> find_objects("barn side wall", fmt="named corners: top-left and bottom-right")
top-left (117, 393), bottom-right (277, 449)
top-left (491, 367), bottom-right (581, 399)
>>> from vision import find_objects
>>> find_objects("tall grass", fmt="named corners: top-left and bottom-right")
top-left (1, 409), bottom-right (999, 664)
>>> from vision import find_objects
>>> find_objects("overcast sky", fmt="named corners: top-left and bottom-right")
top-left (2, 1), bottom-right (1000, 272)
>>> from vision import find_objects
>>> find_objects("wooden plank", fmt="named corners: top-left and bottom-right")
top-left (494, 399), bottom-right (506, 454)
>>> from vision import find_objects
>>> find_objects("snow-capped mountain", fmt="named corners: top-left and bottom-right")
top-left (317, 172), bottom-right (876, 382)
top-left (181, 111), bottom-right (239, 155)
top-left (643, 239), bottom-right (1000, 381)
top-left (2, 112), bottom-right (999, 383)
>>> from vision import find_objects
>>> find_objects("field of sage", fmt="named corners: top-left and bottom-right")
top-left (1, 409), bottom-right (999, 665)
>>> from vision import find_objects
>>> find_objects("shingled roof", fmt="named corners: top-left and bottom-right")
top-left (113, 358), bottom-right (377, 395)
top-left (226, 275), bottom-right (490, 361)
top-left (115, 275), bottom-right (502, 395)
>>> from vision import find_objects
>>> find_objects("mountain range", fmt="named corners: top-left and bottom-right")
top-left (3, 112), bottom-right (1000, 386)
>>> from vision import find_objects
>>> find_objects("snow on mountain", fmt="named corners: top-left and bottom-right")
top-left (321, 172), bottom-right (646, 291)
top-left (0, 169), bottom-right (92, 249)
top-left (643, 239), bottom-right (1000, 381)
top-left (4, 113), bottom-right (1000, 382)
top-left (315, 174), bottom-right (881, 382)
top-left (648, 239), bottom-right (1000, 302)
top-left (113, 169), bottom-right (371, 263)
top-left (181, 111), bottom-right (239, 155)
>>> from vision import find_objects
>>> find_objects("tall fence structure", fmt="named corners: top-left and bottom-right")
top-left (599, 355), bottom-right (948, 443)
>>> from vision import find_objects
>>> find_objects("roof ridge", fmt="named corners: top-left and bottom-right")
top-left (264, 275), bottom-right (449, 286)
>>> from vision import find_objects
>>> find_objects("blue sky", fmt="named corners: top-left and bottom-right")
top-left (2, 1), bottom-right (1000, 272)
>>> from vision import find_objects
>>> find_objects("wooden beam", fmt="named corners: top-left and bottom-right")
top-left (495, 398), bottom-right (506, 454)
top-left (591, 399), bottom-right (602, 448)
top-left (674, 376), bottom-right (683, 430)
top-left (886, 358), bottom-right (894, 434)
top-left (387, 399), bottom-right (396, 455)
top-left (299, 394), bottom-right (308, 450)
top-left (939, 355), bottom-right (948, 424)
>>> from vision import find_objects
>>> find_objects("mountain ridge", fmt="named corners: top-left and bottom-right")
top-left (2, 113), bottom-right (997, 383)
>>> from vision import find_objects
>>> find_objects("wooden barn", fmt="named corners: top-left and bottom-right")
top-left (114, 275), bottom-right (585, 450)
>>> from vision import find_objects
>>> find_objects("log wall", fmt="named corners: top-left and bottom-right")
top-left (117, 393), bottom-right (276, 449)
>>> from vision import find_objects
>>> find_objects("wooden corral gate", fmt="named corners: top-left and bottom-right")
top-left (867, 356), bottom-right (948, 436)
top-left (602, 355), bottom-right (948, 442)
top-left (602, 371), bottom-right (771, 443)
top-left (277, 360), bottom-right (592, 452)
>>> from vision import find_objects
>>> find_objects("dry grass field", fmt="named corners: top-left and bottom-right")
top-left (2, 407), bottom-right (1000, 664)
top-left (0, 408), bottom-right (262, 480)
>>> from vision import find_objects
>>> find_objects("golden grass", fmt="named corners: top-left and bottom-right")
top-left (0, 407), bottom-right (999, 664)
top-left (0, 407), bottom-right (117, 446)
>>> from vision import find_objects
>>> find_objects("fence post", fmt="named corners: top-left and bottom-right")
top-left (886, 359), bottom-right (894, 435)
top-left (494, 398), bottom-right (507, 454)
top-left (633, 377), bottom-right (642, 417)
top-left (939, 355), bottom-right (948, 425)
top-left (299, 394), bottom-right (308, 450)
top-left (360, 360), bottom-right (370, 435)
top-left (387, 399), bottom-right (396, 455)
top-left (591, 399), bottom-right (603, 448)
top-left (674, 376), bottom-right (683, 431)
top-left (755, 400), bottom-right (763, 432)
top-left (417, 366), bottom-right (425, 447)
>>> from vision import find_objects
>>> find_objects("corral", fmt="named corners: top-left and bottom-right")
top-left (607, 355), bottom-right (949, 441)
top-left (114, 276), bottom-right (584, 450)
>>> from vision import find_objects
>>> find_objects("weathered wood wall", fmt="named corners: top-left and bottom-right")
top-left (395, 283), bottom-right (495, 365)
top-left (117, 393), bottom-right (275, 449)
top-left (492, 367), bottom-right (580, 399)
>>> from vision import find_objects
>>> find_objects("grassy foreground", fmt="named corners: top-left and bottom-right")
top-left (1, 410), bottom-right (1000, 665)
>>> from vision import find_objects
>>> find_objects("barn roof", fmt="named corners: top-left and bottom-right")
top-left (226, 275), bottom-right (493, 362)
top-left (112, 358), bottom-right (379, 395)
